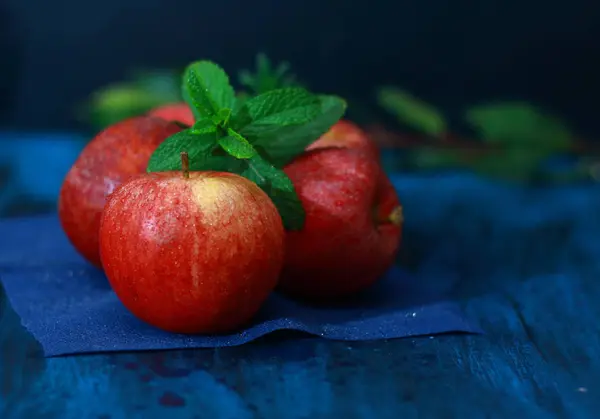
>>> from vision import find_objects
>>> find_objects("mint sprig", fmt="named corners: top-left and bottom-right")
top-left (240, 153), bottom-right (305, 229)
top-left (218, 129), bottom-right (256, 159)
top-left (182, 61), bottom-right (235, 120)
top-left (147, 60), bottom-right (346, 230)
top-left (253, 94), bottom-right (347, 167)
top-left (232, 88), bottom-right (321, 138)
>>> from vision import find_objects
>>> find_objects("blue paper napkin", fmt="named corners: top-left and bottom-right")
top-left (0, 214), bottom-right (479, 357)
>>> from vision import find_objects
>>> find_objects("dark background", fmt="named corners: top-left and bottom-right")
top-left (0, 0), bottom-right (599, 136)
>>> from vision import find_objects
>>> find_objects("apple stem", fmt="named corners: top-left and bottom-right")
top-left (387, 206), bottom-right (403, 226)
top-left (181, 151), bottom-right (190, 179)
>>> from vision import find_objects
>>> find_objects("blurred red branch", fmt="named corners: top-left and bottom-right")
top-left (365, 124), bottom-right (600, 156)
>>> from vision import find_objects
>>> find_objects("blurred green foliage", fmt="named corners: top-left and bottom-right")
top-left (465, 103), bottom-right (573, 150)
top-left (377, 87), bottom-right (447, 138)
top-left (81, 54), bottom-right (302, 132)
top-left (376, 86), bottom-right (586, 182)
top-left (238, 53), bottom-right (302, 96)
top-left (79, 59), bottom-right (593, 183)
top-left (80, 69), bottom-right (182, 131)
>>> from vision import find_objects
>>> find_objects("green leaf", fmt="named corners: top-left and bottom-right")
top-left (146, 58), bottom-right (349, 228)
top-left (182, 86), bottom-right (203, 121)
top-left (211, 108), bottom-right (232, 126)
top-left (233, 92), bottom-right (249, 116)
top-left (377, 87), bottom-right (447, 138)
top-left (231, 88), bottom-right (321, 139)
top-left (238, 53), bottom-right (302, 95)
top-left (190, 118), bottom-right (217, 134)
top-left (182, 61), bottom-right (235, 119)
top-left (147, 128), bottom-right (219, 173)
top-left (218, 129), bottom-right (257, 159)
top-left (254, 95), bottom-right (347, 167)
top-left (465, 102), bottom-right (574, 150)
top-left (240, 154), bottom-right (305, 230)
top-left (146, 128), bottom-right (305, 229)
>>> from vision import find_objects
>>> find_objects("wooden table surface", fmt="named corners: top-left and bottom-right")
top-left (2, 272), bottom-right (599, 419)
top-left (2, 173), bottom-right (600, 419)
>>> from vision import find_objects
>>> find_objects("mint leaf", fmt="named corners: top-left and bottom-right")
top-left (240, 154), bottom-right (305, 230)
top-left (253, 95), bottom-right (347, 167)
top-left (212, 108), bottom-right (232, 126)
top-left (182, 86), bottom-right (202, 121)
top-left (147, 126), bottom-right (305, 229)
top-left (182, 61), bottom-right (235, 119)
top-left (231, 88), bottom-right (321, 139)
top-left (218, 129), bottom-right (257, 159)
top-left (147, 129), bottom-right (218, 172)
top-left (190, 118), bottom-right (217, 134)
top-left (147, 129), bottom-right (244, 173)
top-left (146, 59), bottom-right (345, 229)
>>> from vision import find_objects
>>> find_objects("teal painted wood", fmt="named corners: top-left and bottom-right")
top-left (2, 135), bottom-right (600, 418)
top-left (0, 132), bottom-right (86, 215)
top-left (3, 274), bottom-right (599, 419)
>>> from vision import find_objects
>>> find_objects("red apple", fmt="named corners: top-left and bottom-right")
top-left (148, 102), bottom-right (195, 126)
top-left (306, 120), bottom-right (380, 158)
top-left (58, 116), bottom-right (183, 267)
top-left (280, 146), bottom-right (402, 300)
top-left (99, 162), bottom-right (285, 334)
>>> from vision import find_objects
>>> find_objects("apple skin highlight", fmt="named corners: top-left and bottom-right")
top-left (307, 119), bottom-right (380, 158)
top-left (99, 170), bottom-right (285, 334)
top-left (148, 102), bottom-right (195, 126)
top-left (280, 146), bottom-right (402, 300)
top-left (58, 116), bottom-right (183, 267)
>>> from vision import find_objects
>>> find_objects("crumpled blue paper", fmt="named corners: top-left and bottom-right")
top-left (0, 214), bottom-right (479, 357)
